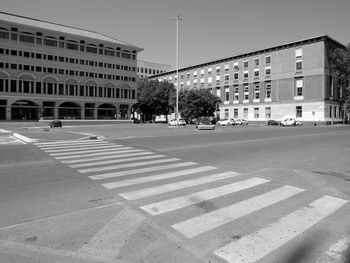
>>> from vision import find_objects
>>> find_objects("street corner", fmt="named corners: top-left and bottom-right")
top-left (0, 204), bottom-right (203, 263)
top-left (12, 127), bottom-right (94, 143)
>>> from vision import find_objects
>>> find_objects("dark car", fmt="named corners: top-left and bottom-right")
top-left (267, 120), bottom-right (280, 126)
top-left (196, 117), bottom-right (215, 130)
top-left (50, 120), bottom-right (62, 128)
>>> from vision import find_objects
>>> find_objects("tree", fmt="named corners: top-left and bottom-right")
top-left (134, 79), bottom-right (175, 122)
top-left (178, 88), bottom-right (221, 121)
top-left (331, 43), bottom-right (350, 123)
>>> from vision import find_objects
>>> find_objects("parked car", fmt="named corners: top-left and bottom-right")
top-left (234, 118), bottom-right (248, 125)
top-left (217, 118), bottom-right (234, 126)
top-left (267, 120), bottom-right (280, 126)
top-left (280, 118), bottom-right (296, 127)
top-left (169, 118), bottom-right (186, 126)
top-left (196, 117), bottom-right (215, 130)
top-left (50, 120), bottom-right (62, 128)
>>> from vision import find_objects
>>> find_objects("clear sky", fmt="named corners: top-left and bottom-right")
top-left (1, 0), bottom-right (350, 69)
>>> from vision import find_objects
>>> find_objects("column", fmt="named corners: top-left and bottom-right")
top-left (6, 106), bottom-right (11, 120)
top-left (81, 105), bottom-right (85, 119)
top-left (54, 105), bottom-right (58, 120)
top-left (93, 108), bottom-right (98, 119)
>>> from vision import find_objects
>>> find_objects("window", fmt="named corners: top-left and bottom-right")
top-left (295, 48), bottom-right (303, 58)
top-left (225, 87), bottom-right (229, 101)
top-left (254, 84), bottom-right (260, 99)
top-left (19, 34), bottom-right (34, 43)
top-left (265, 107), bottom-right (271, 118)
top-left (234, 72), bottom-right (238, 80)
top-left (265, 67), bottom-right (271, 75)
top-left (244, 84), bottom-right (249, 100)
top-left (254, 58), bottom-right (259, 67)
top-left (296, 106), bottom-right (302, 118)
top-left (244, 60), bottom-right (248, 68)
top-left (200, 69), bottom-right (204, 76)
top-left (265, 55), bottom-right (271, 64)
top-left (296, 60), bottom-right (302, 70)
top-left (0, 31), bottom-right (10, 39)
top-left (254, 108), bottom-right (259, 118)
top-left (244, 108), bottom-right (248, 119)
top-left (66, 42), bottom-right (78, 50)
top-left (233, 61), bottom-right (239, 71)
top-left (216, 87), bottom-right (221, 97)
top-left (225, 109), bottom-right (229, 118)
top-left (225, 74), bottom-right (229, 81)
top-left (86, 46), bottom-right (97, 53)
top-left (295, 78), bottom-right (303, 96)
top-left (254, 69), bottom-right (259, 77)
top-left (225, 64), bottom-right (229, 72)
top-left (234, 109), bottom-right (238, 118)
top-left (265, 82), bottom-right (271, 98)
top-left (243, 70), bottom-right (248, 78)
top-left (208, 68), bottom-right (212, 75)
top-left (44, 39), bottom-right (57, 47)
top-left (234, 85), bottom-right (239, 101)
top-left (216, 66), bottom-right (220, 73)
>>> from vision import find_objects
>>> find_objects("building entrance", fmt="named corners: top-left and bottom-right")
top-left (11, 100), bottom-right (39, 120)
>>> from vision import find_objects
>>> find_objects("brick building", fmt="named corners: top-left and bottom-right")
top-left (151, 35), bottom-right (346, 124)
top-left (0, 12), bottom-right (143, 121)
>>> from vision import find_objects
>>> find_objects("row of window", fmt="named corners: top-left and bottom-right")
top-left (0, 48), bottom-right (136, 72)
top-left (0, 28), bottom-right (137, 60)
top-left (0, 63), bottom-right (136, 82)
top-left (137, 67), bottom-right (166, 75)
top-left (0, 78), bottom-right (136, 100)
top-left (158, 48), bottom-right (304, 83)
top-left (224, 106), bottom-right (303, 119)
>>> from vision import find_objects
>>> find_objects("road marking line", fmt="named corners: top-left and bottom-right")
top-left (78, 157), bottom-right (180, 173)
top-left (49, 147), bottom-right (133, 156)
top-left (61, 151), bottom-right (154, 164)
top-left (39, 142), bottom-right (114, 150)
top-left (55, 149), bottom-right (143, 160)
top-left (172, 185), bottom-right (304, 238)
top-left (213, 195), bottom-right (348, 263)
top-left (69, 153), bottom-right (157, 167)
top-left (34, 140), bottom-right (105, 146)
top-left (77, 208), bottom-right (145, 260)
top-left (120, 171), bottom-right (239, 200)
top-left (316, 237), bottom-right (350, 263)
top-left (89, 162), bottom-right (197, 180)
top-left (72, 154), bottom-right (166, 169)
top-left (44, 144), bottom-right (123, 153)
top-left (108, 166), bottom-right (218, 190)
top-left (140, 177), bottom-right (270, 216)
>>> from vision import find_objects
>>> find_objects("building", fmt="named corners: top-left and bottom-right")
top-left (0, 12), bottom-right (143, 121)
top-left (137, 60), bottom-right (171, 79)
top-left (151, 35), bottom-right (346, 124)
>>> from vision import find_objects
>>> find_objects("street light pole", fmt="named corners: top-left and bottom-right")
top-left (171, 15), bottom-right (182, 122)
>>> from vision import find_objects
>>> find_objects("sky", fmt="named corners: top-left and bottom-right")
top-left (1, 0), bottom-right (350, 69)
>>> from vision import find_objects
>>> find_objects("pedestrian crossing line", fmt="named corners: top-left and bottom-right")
top-left (55, 149), bottom-right (143, 160)
top-left (34, 140), bottom-right (105, 146)
top-left (72, 154), bottom-right (167, 169)
top-left (213, 195), bottom-right (348, 263)
top-left (107, 166), bottom-right (218, 190)
top-left (44, 144), bottom-right (124, 153)
top-left (61, 151), bottom-right (154, 164)
top-left (69, 153), bottom-right (159, 168)
top-left (89, 162), bottom-right (197, 180)
top-left (38, 142), bottom-right (112, 150)
top-left (172, 185), bottom-right (305, 238)
top-left (316, 237), bottom-right (350, 263)
top-left (119, 171), bottom-right (239, 200)
top-left (78, 157), bottom-right (181, 174)
top-left (140, 177), bottom-right (270, 216)
top-left (49, 147), bottom-right (133, 156)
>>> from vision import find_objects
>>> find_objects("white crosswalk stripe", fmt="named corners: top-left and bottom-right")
top-left (35, 140), bottom-right (349, 263)
top-left (119, 171), bottom-right (239, 200)
top-left (0, 135), bottom-right (26, 145)
top-left (172, 185), bottom-right (305, 238)
top-left (213, 195), bottom-right (348, 263)
top-left (89, 162), bottom-right (197, 180)
top-left (140, 177), bottom-right (270, 216)
top-left (108, 166), bottom-right (218, 190)
top-left (61, 151), bottom-right (154, 164)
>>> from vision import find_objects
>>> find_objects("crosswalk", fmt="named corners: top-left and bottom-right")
top-left (34, 139), bottom-right (349, 263)
top-left (0, 132), bottom-right (26, 145)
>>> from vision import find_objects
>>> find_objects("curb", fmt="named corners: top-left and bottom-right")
top-left (12, 133), bottom-right (39, 143)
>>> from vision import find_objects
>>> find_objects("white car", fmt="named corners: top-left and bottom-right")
top-left (280, 118), bottom-right (298, 127)
top-left (168, 118), bottom-right (186, 126)
top-left (233, 118), bottom-right (248, 125)
top-left (217, 118), bottom-right (234, 126)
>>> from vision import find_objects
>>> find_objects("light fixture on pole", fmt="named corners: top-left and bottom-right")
top-left (171, 15), bottom-right (182, 123)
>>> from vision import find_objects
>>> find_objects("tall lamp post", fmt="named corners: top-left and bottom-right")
top-left (171, 15), bottom-right (182, 122)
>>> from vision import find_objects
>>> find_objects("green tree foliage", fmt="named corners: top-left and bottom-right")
top-left (135, 79), bottom-right (175, 121)
top-left (178, 88), bottom-right (221, 120)
top-left (331, 43), bottom-right (350, 122)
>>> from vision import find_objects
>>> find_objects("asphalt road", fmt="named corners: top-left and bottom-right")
top-left (0, 123), bottom-right (349, 263)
